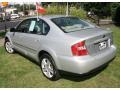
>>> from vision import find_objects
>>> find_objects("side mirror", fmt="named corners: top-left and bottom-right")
top-left (10, 28), bottom-right (16, 32)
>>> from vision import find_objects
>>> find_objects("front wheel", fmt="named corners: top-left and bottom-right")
top-left (40, 54), bottom-right (60, 81)
top-left (4, 40), bottom-right (15, 54)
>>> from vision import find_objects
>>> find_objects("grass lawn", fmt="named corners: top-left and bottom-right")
top-left (0, 25), bottom-right (120, 87)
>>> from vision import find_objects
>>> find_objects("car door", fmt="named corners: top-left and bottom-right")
top-left (15, 18), bottom-right (50, 58)
top-left (22, 18), bottom-right (50, 56)
top-left (12, 18), bottom-right (50, 57)
top-left (11, 19), bottom-right (31, 54)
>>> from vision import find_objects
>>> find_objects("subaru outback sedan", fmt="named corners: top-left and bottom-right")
top-left (4, 15), bottom-right (116, 80)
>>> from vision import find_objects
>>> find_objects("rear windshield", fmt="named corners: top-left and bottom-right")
top-left (51, 17), bottom-right (94, 33)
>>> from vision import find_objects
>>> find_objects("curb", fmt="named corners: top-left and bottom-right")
top-left (0, 29), bottom-right (9, 32)
top-left (0, 30), bottom-right (5, 32)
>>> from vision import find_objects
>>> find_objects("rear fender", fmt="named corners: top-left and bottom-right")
top-left (37, 46), bottom-right (61, 69)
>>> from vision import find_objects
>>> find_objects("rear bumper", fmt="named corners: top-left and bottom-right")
top-left (58, 45), bottom-right (116, 74)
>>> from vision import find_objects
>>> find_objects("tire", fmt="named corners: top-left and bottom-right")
top-left (4, 39), bottom-right (15, 54)
top-left (40, 53), bottom-right (60, 81)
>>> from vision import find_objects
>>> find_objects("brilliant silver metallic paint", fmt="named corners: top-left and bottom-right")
top-left (5, 15), bottom-right (116, 74)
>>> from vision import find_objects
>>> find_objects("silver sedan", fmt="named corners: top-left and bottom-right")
top-left (4, 15), bottom-right (116, 80)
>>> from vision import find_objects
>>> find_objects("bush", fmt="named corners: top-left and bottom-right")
top-left (45, 5), bottom-right (87, 19)
top-left (70, 7), bottom-right (87, 19)
top-left (83, 2), bottom-right (111, 19)
top-left (0, 32), bottom-right (6, 38)
top-left (46, 6), bottom-right (66, 15)
top-left (112, 6), bottom-right (120, 26)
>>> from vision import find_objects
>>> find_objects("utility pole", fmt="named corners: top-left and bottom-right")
top-left (29, 2), bottom-right (31, 16)
top-left (1, 2), bottom-right (8, 32)
top-left (13, 2), bottom-right (15, 8)
top-left (23, 3), bottom-right (25, 12)
top-left (66, 2), bottom-right (68, 16)
top-left (4, 7), bottom-right (7, 32)
top-left (29, 2), bottom-right (30, 11)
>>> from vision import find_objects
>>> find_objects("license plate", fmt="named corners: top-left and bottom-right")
top-left (99, 41), bottom-right (107, 50)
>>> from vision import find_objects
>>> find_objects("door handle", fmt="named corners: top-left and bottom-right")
top-left (35, 39), bottom-right (40, 42)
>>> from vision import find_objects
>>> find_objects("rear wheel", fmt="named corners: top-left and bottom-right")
top-left (40, 54), bottom-right (60, 81)
top-left (4, 39), bottom-right (14, 54)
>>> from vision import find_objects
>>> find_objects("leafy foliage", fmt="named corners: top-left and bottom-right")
top-left (14, 4), bottom-right (36, 12)
top-left (83, 2), bottom-right (111, 19)
top-left (112, 5), bottom-right (120, 26)
top-left (45, 3), bottom-right (87, 19)
top-left (70, 7), bottom-right (87, 19)
top-left (46, 5), bottom-right (66, 15)
top-left (0, 32), bottom-right (6, 38)
top-left (110, 3), bottom-right (120, 25)
top-left (13, 2), bottom-right (120, 26)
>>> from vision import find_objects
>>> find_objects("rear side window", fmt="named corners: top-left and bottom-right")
top-left (28, 19), bottom-right (42, 34)
top-left (42, 21), bottom-right (50, 35)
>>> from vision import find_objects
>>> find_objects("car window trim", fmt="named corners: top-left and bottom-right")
top-left (51, 17), bottom-right (67, 33)
top-left (51, 16), bottom-right (92, 33)
top-left (39, 18), bottom-right (50, 35)
top-left (15, 19), bottom-right (31, 33)
top-left (15, 18), bottom-right (50, 35)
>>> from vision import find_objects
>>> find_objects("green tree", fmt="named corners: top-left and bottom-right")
top-left (111, 3), bottom-right (120, 18)
top-left (83, 2), bottom-right (112, 25)
top-left (83, 2), bottom-right (111, 18)
top-left (29, 4), bottom-right (36, 10)
top-left (14, 4), bottom-right (21, 11)
top-left (112, 5), bottom-right (120, 26)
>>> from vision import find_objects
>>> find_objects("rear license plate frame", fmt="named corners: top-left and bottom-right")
top-left (99, 41), bottom-right (107, 50)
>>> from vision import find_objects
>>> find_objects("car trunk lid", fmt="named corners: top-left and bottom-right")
top-left (67, 27), bottom-right (113, 55)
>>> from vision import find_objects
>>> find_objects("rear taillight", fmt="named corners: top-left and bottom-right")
top-left (71, 41), bottom-right (88, 56)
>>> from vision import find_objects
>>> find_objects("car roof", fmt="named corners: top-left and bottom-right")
top-left (29, 15), bottom-right (71, 20)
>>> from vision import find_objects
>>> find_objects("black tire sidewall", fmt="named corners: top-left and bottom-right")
top-left (40, 54), bottom-right (60, 81)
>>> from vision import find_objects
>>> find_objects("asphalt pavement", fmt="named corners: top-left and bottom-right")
top-left (0, 20), bottom-right (21, 31)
